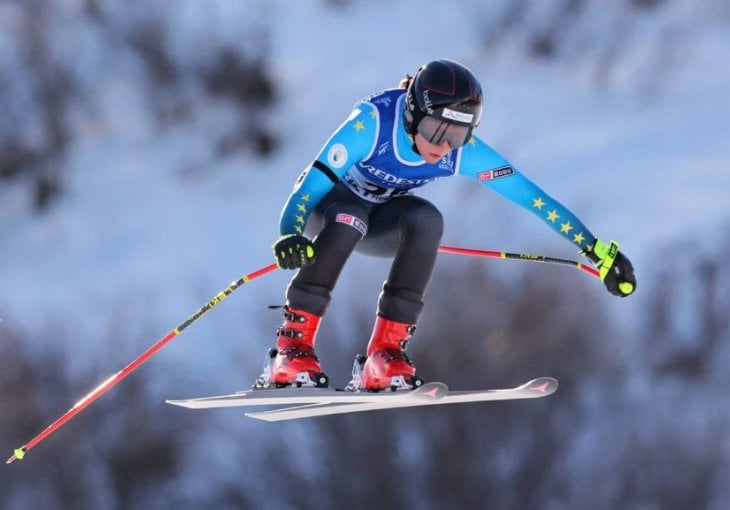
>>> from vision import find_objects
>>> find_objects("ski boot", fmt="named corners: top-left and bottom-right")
top-left (253, 306), bottom-right (329, 389)
top-left (348, 316), bottom-right (424, 392)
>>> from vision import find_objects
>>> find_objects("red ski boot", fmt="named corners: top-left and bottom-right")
top-left (355, 316), bottom-right (424, 392)
top-left (254, 306), bottom-right (329, 388)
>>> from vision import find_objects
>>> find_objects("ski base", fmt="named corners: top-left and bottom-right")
top-left (166, 377), bottom-right (557, 421)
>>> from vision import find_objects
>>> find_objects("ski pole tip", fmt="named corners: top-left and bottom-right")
top-left (6, 447), bottom-right (26, 464)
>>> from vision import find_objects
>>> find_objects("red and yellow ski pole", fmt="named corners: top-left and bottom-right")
top-left (6, 262), bottom-right (279, 465)
top-left (6, 245), bottom-right (596, 464)
top-left (438, 245), bottom-right (600, 279)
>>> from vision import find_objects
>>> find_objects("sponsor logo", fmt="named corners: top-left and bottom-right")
top-left (327, 143), bottom-right (348, 169)
top-left (359, 164), bottom-right (435, 187)
top-left (422, 90), bottom-right (434, 113)
top-left (343, 173), bottom-right (410, 204)
top-left (477, 166), bottom-right (515, 181)
top-left (442, 108), bottom-right (473, 124)
top-left (336, 213), bottom-right (368, 237)
top-left (438, 157), bottom-right (455, 172)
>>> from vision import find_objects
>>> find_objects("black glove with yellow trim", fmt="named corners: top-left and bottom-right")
top-left (273, 234), bottom-right (316, 270)
top-left (584, 239), bottom-right (636, 297)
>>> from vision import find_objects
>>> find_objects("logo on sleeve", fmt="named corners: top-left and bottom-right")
top-left (327, 143), bottom-right (348, 169)
top-left (477, 166), bottom-right (514, 181)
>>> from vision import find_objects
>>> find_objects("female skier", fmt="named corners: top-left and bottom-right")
top-left (255, 59), bottom-right (636, 392)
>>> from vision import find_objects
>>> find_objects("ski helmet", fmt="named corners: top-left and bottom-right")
top-left (403, 59), bottom-right (483, 148)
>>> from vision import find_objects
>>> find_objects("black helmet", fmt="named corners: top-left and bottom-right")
top-left (403, 59), bottom-right (482, 148)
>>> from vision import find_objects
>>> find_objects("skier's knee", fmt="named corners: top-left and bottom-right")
top-left (400, 204), bottom-right (444, 245)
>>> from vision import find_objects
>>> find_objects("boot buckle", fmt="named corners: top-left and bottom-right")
top-left (276, 326), bottom-right (304, 339)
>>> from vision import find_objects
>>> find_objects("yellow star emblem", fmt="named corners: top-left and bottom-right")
top-left (295, 215), bottom-right (305, 225)
top-left (560, 221), bottom-right (574, 234)
top-left (573, 232), bottom-right (585, 245)
top-left (353, 119), bottom-right (365, 132)
top-left (532, 197), bottom-right (546, 209)
top-left (300, 194), bottom-right (311, 203)
top-left (546, 209), bottom-right (559, 223)
top-left (369, 110), bottom-right (377, 119)
top-left (294, 226), bottom-right (303, 234)
top-left (296, 203), bottom-right (307, 213)
top-left (468, 137), bottom-right (477, 146)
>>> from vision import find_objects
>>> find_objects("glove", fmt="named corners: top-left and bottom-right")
top-left (273, 234), bottom-right (316, 270)
top-left (584, 239), bottom-right (636, 297)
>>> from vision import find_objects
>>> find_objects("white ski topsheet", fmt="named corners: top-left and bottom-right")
top-left (166, 377), bottom-right (558, 422)
top-left (244, 377), bottom-right (558, 421)
top-left (166, 381), bottom-right (449, 408)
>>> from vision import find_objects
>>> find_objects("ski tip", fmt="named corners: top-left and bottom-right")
top-left (520, 377), bottom-right (559, 395)
top-left (411, 381), bottom-right (448, 400)
top-left (165, 399), bottom-right (195, 409)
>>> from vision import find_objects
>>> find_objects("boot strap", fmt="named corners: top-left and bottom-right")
top-left (398, 325), bottom-right (416, 349)
top-left (276, 326), bottom-right (304, 339)
top-left (380, 347), bottom-right (413, 366)
top-left (283, 309), bottom-right (307, 323)
top-left (279, 343), bottom-right (319, 361)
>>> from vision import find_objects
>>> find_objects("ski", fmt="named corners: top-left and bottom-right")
top-left (166, 377), bottom-right (557, 421)
top-left (166, 381), bottom-right (449, 409)
top-left (244, 377), bottom-right (557, 421)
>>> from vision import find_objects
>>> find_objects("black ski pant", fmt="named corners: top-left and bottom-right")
top-left (286, 182), bottom-right (444, 325)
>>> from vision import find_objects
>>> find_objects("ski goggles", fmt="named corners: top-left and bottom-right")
top-left (417, 115), bottom-right (473, 149)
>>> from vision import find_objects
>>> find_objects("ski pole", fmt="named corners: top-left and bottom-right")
top-left (6, 262), bottom-right (279, 465)
top-left (438, 245), bottom-right (600, 279)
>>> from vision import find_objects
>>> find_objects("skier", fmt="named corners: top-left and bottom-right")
top-left (256, 58), bottom-right (636, 392)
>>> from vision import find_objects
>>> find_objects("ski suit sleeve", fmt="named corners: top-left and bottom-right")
top-left (458, 136), bottom-right (597, 252)
top-left (278, 102), bottom-right (379, 236)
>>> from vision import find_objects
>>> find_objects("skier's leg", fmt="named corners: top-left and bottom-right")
top-left (286, 183), bottom-right (372, 315)
top-left (354, 196), bottom-right (444, 390)
top-left (257, 184), bottom-right (371, 387)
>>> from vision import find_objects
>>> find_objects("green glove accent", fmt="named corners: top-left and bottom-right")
top-left (585, 239), bottom-right (637, 297)
top-left (593, 240), bottom-right (620, 282)
top-left (273, 234), bottom-right (316, 270)
top-left (618, 281), bottom-right (635, 294)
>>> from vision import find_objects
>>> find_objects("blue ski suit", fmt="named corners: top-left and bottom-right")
top-left (280, 88), bottom-right (596, 324)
